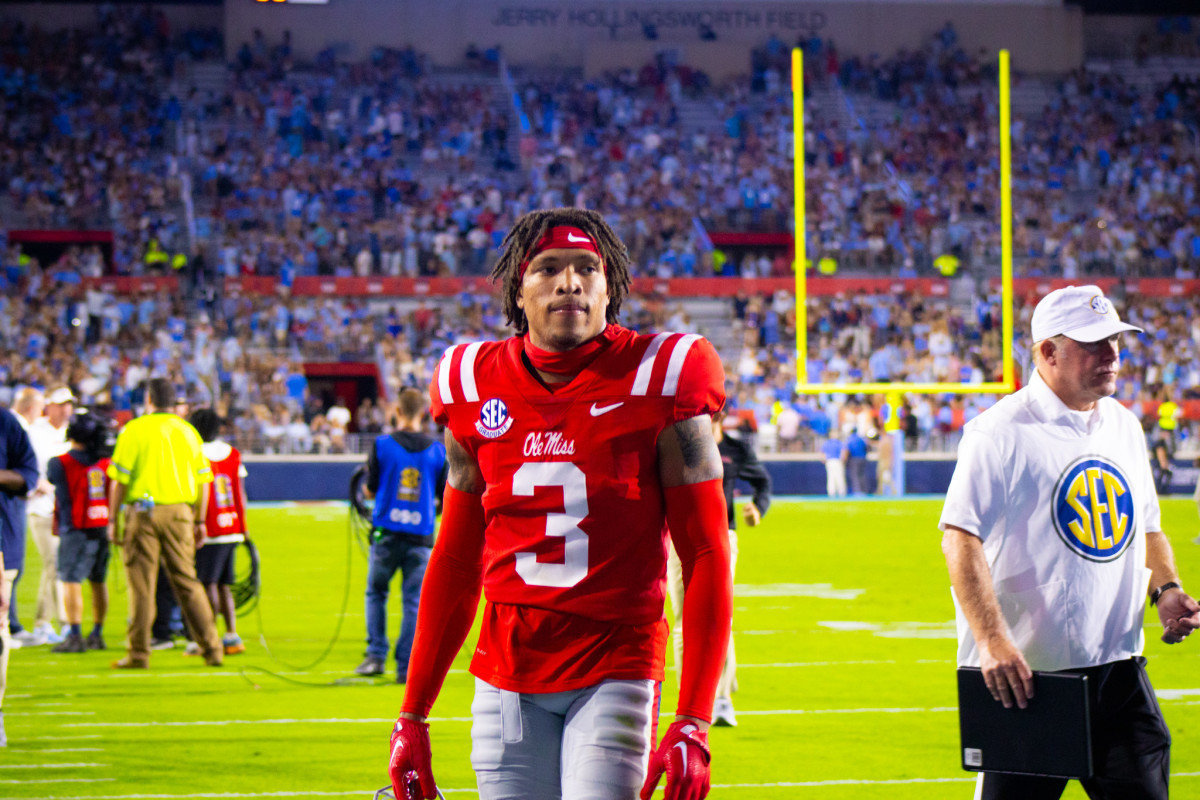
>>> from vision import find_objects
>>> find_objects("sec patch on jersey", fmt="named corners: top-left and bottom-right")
top-left (1051, 455), bottom-right (1136, 562)
top-left (476, 397), bottom-right (514, 439)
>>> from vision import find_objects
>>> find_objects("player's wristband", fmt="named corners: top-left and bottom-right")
top-left (1151, 582), bottom-right (1181, 606)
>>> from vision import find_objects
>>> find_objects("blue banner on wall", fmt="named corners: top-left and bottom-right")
top-left (245, 457), bottom-right (1198, 501)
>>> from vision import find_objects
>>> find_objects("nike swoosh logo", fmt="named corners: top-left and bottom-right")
top-left (589, 402), bottom-right (624, 416)
top-left (674, 742), bottom-right (689, 776)
top-left (567, 233), bottom-right (590, 243)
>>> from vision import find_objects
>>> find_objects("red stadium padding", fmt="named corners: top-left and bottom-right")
top-left (244, 275), bottom-right (1198, 299)
top-left (221, 275), bottom-right (956, 298)
top-left (68, 274), bottom-right (1200, 300)
top-left (84, 276), bottom-right (179, 294)
top-left (1132, 400), bottom-right (1200, 422)
top-left (998, 277), bottom-right (1200, 298)
top-left (708, 232), bottom-right (794, 247)
top-left (8, 230), bottom-right (114, 244)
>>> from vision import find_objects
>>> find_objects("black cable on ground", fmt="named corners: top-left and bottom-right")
top-left (236, 663), bottom-right (382, 689)
top-left (232, 538), bottom-right (260, 614)
top-left (236, 502), bottom-right (380, 688)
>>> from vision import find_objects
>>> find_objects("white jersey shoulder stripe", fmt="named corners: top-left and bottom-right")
top-left (662, 333), bottom-right (701, 396)
top-left (459, 342), bottom-right (483, 403)
top-left (631, 333), bottom-right (674, 396)
top-left (436, 342), bottom-right (486, 405)
top-left (436, 345), bottom-right (460, 404)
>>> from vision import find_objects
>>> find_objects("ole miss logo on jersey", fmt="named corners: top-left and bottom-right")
top-left (1052, 456), bottom-right (1136, 562)
top-left (476, 397), bottom-right (514, 439)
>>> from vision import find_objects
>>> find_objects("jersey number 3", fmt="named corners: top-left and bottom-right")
top-left (512, 462), bottom-right (589, 588)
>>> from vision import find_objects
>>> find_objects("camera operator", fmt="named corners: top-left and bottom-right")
top-left (48, 412), bottom-right (115, 653)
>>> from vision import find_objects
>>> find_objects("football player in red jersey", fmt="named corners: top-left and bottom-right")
top-left (388, 208), bottom-right (733, 800)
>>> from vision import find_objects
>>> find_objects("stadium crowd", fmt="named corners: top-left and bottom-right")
top-left (7, 13), bottom-right (1200, 283)
top-left (3, 11), bottom-right (1200, 457)
top-left (1, 8), bottom-right (222, 269)
top-left (2, 252), bottom-right (1198, 459)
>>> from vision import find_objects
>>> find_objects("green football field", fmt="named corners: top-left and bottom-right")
top-left (5, 497), bottom-right (1199, 799)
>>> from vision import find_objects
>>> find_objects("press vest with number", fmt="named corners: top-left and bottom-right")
top-left (58, 451), bottom-right (111, 530)
top-left (204, 448), bottom-right (246, 537)
top-left (371, 435), bottom-right (441, 536)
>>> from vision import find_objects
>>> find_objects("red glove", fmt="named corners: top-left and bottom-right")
top-left (639, 720), bottom-right (711, 800)
top-left (388, 717), bottom-right (437, 800)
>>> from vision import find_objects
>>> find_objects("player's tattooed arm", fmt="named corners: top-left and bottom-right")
top-left (658, 414), bottom-right (723, 487)
top-left (445, 429), bottom-right (485, 494)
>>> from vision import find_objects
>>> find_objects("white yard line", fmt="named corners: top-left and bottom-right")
top-left (7, 775), bottom-right (1200, 800)
top-left (0, 793), bottom-right (385, 799)
top-left (65, 717), bottom-right (471, 728)
top-left (738, 659), bottom-right (898, 668)
top-left (663, 706), bottom-right (957, 717)
top-left (0, 763), bottom-right (108, 769)
top-left (0, 778), bottom-right (113, 786)
top-left (714, 777), bottom-right (975, 788)
top-left (23, 734), bottom-right (102, 741)
top-left (50, 691), bottom-right (1200, 733)
top-left (51, 668), bottom-right (471, 680)
top-left (71, 707), bottom-right (964, 729)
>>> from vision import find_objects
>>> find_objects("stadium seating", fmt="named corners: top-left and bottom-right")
top-left (3, 13), bottom-right (1199, 456)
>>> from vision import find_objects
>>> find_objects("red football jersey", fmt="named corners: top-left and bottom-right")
top-left (431, 325), bottom-right (725, 693)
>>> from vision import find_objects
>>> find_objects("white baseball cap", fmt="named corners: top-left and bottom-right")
top-left (46, 387), bottom-right (76, 405)
top-left (1030, 285), bottom-right (1142, 343)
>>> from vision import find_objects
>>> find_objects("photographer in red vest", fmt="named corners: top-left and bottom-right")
top-left (47, 412), bottom-right (114, 654)
top-left (187, 409), bottom-right (249, 657)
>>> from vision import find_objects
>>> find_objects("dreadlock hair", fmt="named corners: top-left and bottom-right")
top-left (489, 207), bottom-right (632, 336)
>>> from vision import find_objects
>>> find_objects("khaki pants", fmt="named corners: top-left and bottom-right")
top-left (666, 530), bottom-right (738, 701)
top-left (28, 513), bottom-right (63, 628)
top-left (1, 567), bottom-right (16, 707)
top-left (122, 504), bottom-right (221, 664)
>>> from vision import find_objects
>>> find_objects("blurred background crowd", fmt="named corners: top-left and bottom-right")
top-left (3, 7), bottom-right (1200, 460)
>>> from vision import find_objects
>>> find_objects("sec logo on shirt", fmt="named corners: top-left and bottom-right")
top-left (1051, 456), bottom-right (1136, 562)
top-left (476, 397), bottom-right (514, 439)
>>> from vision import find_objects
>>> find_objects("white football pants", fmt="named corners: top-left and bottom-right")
top-left (470, 677), bottom-right (656, 800)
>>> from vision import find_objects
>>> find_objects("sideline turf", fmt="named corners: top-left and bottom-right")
top-left (5, 499), bottom-right (1199, 799)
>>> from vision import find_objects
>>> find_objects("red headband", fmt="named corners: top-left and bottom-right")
top-left (518, 226), bottom-right (602, 279)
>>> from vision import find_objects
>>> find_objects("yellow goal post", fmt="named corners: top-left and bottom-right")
top-left (791, 48), bottom-right (1016, 397)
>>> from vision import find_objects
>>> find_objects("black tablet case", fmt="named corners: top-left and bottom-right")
top-left (957, 667), bottom-right (1093, 779)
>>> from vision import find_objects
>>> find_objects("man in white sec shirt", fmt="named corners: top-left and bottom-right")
top-left (940, 285), bottom-right (1200, 799)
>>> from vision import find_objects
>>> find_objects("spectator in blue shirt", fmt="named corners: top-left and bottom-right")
top-left (844, 427), bottom-right (871, 496)
top-left (821, 434), bottom-right (847, 497)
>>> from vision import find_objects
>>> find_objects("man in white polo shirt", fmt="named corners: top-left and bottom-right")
top-left (940, 285), bottom-right (1200, 799)
top-left (28, 387), bottom-right (74, 645)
